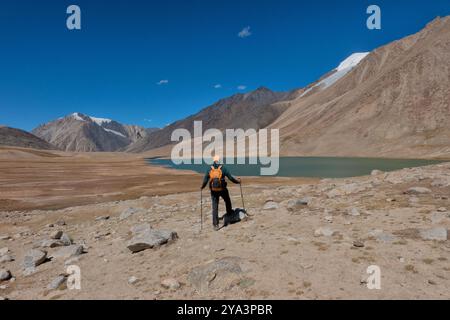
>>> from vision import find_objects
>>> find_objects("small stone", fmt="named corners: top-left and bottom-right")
top-left (324, 216), bottom-right (333, 223)
top-left (0, 255), bottom-right (13, 263)
top-left (428, 280), bottom-right (437, 285)
top-left (353, 241), bottom-right (365, 248)
top-left (404, 187), bottom-right (432, 195)
top-left (437, 207), bottom-right (447, 212)
top-left (431, 212), bottom-right (446, 224)
top-left (161, 278), bottom-right (180, 290)
top-left (371, 170), bottom-right (383, 176)
top-left (314, 227), bottom-right (335, 237)
top-left (287, 198), bottom-right (309, 208)
top-left (0, 236), bottom-right (11, 241)
top-left (47, 275), bottom-right (67, 290)
top-left (0, 247), bottom-right (8, 256)
top-left (56, 219), bottom-right (66, 226)
top-left (263, 201), bottom-right (279, 210)
top-left (348, 208), bottom-right (360, 216)
top-left (0, 269), bottom-right (12, 281)
top-left (50, 231), bottom-right (63, 240)
top-left (60, 233), bottom-right (73, 246)
top-left (23, 249), bottom-right (47, 269)
top-left (95, 216), bottom-right (110, 221)
top-left (64, 256), bottom-right (80, 266)
top-left (36, 239), bottom-right (65, 248)
top-left (128, 276), bottom-right (139, 285)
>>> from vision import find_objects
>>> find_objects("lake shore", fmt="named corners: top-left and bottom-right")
top-left (0, 150), bottom-right (449, 300)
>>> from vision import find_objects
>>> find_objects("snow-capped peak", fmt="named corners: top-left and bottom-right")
top-left (89, 116), bottom-right (112, 125)
top-left (336, 52), bottom-right (370, 72)
top-left (71, 113), bottom-right (86, 122)
top-left (69, 113), bottom-right (113, 125)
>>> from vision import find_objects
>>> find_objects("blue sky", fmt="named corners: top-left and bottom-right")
top-left (0, 0), bottom-right (449, 131)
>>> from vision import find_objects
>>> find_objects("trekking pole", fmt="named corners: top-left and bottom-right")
top-left (200, 189), bottom-right (203, 232)
top-left (239, 180), bottom-right (246, 213)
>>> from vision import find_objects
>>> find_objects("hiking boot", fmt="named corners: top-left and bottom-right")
top-left (213, 225), bottom-right (220, 231)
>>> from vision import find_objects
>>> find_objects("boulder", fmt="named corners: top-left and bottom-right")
top-left (50, 245), bottom-right (84, 260)
top-left (0, 269), bottom-right (12, 281)
top-left (127, 225), bottom-right (178, 253)
top-left (188, 257), bottom-right (242, 293)
top-left (47, 275), bottom-right (67, 290)
top-left (60, 233), bottom-right (73, 246)
top-left (50, 231), bottom-right (63, 240)
top-left (420, 228), bottom-right (448, 241)
top-left (23, 249), bottom-right (47, 269)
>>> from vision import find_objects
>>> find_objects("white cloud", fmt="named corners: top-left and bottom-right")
top-left (157, 79), bottom-right (169, 85)
top-left (144, 119), bottom-right (152, 123)
top-left (237, 85), bottom-right (247, 90)
top-left (238, 26), bottom-right (252, 38)
top-left (214, 84), bottom-right (222, 89)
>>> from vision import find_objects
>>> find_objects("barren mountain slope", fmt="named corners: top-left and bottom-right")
top-left (273, 16), bottom-right (450, 159)
top-left (127, 87), bottom-right (290, 152)
top-left (0, 126), bottom-right (57, 150)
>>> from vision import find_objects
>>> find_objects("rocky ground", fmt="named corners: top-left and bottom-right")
top-left (0, 162), bottom-right (449, 300)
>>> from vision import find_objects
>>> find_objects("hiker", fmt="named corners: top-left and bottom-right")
top-left (201, 156), bottom-right (241, 231)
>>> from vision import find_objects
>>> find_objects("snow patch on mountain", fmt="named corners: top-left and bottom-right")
top-left (89, 116), bottom-right (112, 125)
top-left (301, 52), bottom-right (369, 97)
top-left (103, 128), bottom-right (127, 138)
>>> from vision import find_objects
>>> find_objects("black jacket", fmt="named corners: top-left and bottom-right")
top-left (201, 163), bottom-right (240, 190)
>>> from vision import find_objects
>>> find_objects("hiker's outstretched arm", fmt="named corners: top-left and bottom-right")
top-left (201, 170), bottom-right (210, 189)
top-left (224, 168), bottom-right (240, 184)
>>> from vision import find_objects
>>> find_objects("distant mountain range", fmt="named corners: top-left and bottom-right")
top-left (31, 113), bottom-right (153, 152)
top-left (0, 126), bottom-right (56, 150)
top-left (126, 86), bottom-right (289, 152)
top-left (2, 16), bottom-right (449, 158)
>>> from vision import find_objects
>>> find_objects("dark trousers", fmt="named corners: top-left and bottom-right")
top-left (211, 188), bottom-right (233, 226)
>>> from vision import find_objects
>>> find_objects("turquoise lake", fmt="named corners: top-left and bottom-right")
top-left (147, 157), bottom-right (445, 178)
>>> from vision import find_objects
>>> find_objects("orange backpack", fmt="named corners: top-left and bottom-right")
top-left (209, 165), bottom-right (223, 192)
